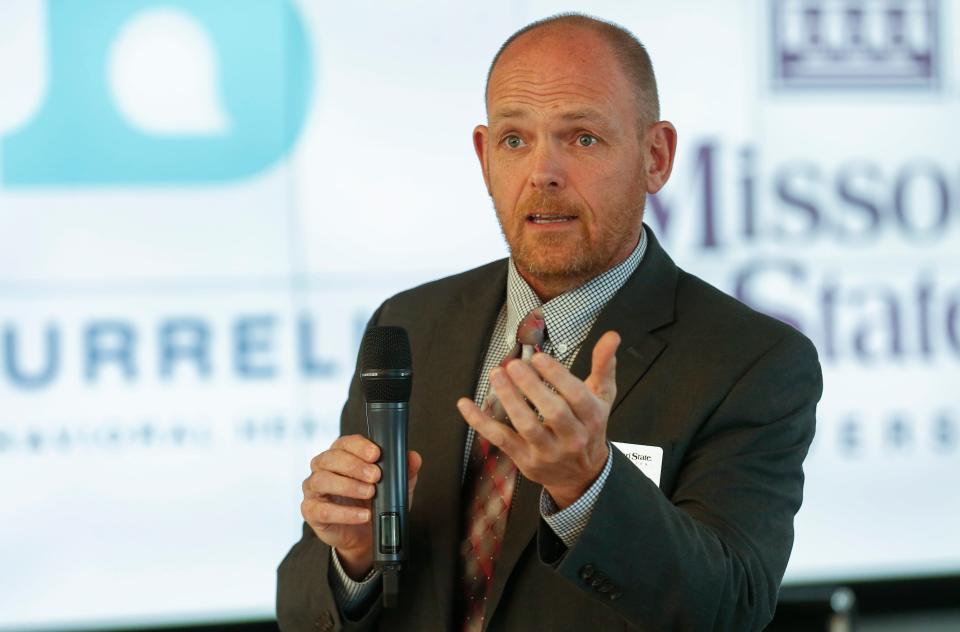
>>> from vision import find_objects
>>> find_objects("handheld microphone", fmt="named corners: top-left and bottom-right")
top-left (359, 326), bottom-right (412, 608)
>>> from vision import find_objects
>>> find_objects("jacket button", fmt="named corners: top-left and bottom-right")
top-left (609, 591), bottom-right (623, 601)
top-left (589, 574), bottom-right (605, 589)
top-left (579, 564), bottom-right (595, 580)
top-left (598, 580), bottom-right (615, 593)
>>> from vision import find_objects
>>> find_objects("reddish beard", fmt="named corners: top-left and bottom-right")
top-left (495, 190), bottom-right (645, 291)
top-left (496, 191), bottom-right (593, 280)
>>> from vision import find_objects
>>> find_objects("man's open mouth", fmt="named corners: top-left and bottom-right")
top-left (527, 214), bottom-right (577, 224)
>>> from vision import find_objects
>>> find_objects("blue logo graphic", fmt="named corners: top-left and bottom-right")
top-left (771, 0), bottom-right (939, 90)
top-left (1, 0), bottom-right (313, 186)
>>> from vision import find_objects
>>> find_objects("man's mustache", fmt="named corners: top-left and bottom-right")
top-left (515, 193), bottom-right (584, 219)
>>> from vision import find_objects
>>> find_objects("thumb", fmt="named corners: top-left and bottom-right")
top-left (407, 450), bottom-right (423, 479)
top-left (585, 331), bottom-right (620, 405)
top-left (407, 450), bottom-right (423, 506)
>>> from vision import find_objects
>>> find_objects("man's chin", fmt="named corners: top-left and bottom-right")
top-left (512, 249), bottom-right (593, 282)
top-left (507, 231), bottom-right (598, 280)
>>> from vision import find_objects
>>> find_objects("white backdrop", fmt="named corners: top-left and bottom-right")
top-left (1, 1), bottom-right (958, 629)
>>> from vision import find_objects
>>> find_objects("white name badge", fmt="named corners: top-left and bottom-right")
top-left (612, 442), bottom-right (664, 487)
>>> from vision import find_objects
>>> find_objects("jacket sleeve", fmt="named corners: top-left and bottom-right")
top-left (277, 308), bottom-right (385, 632)
top-left (539, 331), bottom-right (822, 631)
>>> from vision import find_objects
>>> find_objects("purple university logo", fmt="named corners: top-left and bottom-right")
top-left (771, 0), bottom-right (940, 89)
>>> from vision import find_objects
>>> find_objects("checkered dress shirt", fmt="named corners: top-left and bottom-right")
top-left (332, 229), bottom-right (648, 612)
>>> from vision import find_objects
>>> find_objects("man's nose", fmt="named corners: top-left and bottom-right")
top-left (529, 142), bottom-right (566, 191)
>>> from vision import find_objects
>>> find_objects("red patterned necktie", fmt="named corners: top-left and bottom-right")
top-left (457, 307), bottom-right (545, 632)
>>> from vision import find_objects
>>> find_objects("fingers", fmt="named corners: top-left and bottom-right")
top-left (585, 331), bottom-right (620, 404)
top-left (408, 450), bottom-right (422, 507)
top-left (525, 331), bottom-right (619, 424)
top-left (491, 366), bottom-right (552, 443)
top-left (306, 440), bottom-right (423, 494)
top-left (454, 336), bottom-right (619, 502)
top-left (302, 499), bottom-right (371, 527)
top-left (303, 469), bottom-right (375, 500)
top-left (310, 436), bottom-right (382, 486)
top-left (503, 360), bottom-right (568, 422)
top-left (528, 352), bottom-right (602, 434)
top-left (331, 434), bottom-right (380, 462)
top-left (303, 439), bottom-right (423, 560)
top-left (457, 397), bottom-right (523, 459)
top-left (408, 450), bottom-right (423, 480)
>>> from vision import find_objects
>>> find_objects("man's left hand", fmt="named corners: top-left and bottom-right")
top-left (457, 331), bottom-right (620, 509)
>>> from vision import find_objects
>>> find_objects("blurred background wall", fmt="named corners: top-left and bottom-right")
top-left (0, 0), bottom-right (957, 630)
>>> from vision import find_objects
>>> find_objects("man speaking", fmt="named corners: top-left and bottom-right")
top-left (278, 13), bottom-right (822, 632)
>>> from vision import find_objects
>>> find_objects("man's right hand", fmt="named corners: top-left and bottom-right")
top-left (301, 434), bottom-right (423, 580)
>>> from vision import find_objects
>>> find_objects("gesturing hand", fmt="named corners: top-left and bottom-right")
top-left (301, 434), bottom-right (422, 579)
top-left (457, 331), bottom-right (620, 509)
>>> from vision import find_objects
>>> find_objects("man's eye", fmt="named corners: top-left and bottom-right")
top-left (577, 134), bottom-right (598, 147)
top-left (504, 135), bottom-right (524, 149)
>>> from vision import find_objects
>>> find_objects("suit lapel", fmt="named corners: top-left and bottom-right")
top-left (410, 262), bottom-right (507, 627)
top-left (484, 227), bottom-right (678, 625)
top-left (570, 226), bottom-right (677, 411)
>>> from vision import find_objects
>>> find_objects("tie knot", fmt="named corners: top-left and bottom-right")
top-left (516, 306), bottom-right (546, 347)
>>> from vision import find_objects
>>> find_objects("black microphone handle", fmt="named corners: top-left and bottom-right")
top-left (365, 402), bottom-right (409, 571)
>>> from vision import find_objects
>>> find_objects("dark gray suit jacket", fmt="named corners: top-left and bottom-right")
top-left (277, 227), bottom-right (822, 631)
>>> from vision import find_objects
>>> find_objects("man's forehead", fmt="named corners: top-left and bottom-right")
top-left (492, 25), bottom-right (612, 73)
top-left (489, 105), bottom-right (612, 126)
top-left (498, 22), bottom-right (607, 65)
top-left (486, 25), bottom-right (628, 109)
top-left (486, 61), bottom-right (628, 126)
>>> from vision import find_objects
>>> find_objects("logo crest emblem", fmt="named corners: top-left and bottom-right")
top-left (771, 0), bottom-right (940, 89)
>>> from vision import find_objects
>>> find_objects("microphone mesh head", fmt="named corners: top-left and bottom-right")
top-left (360, 326), bottom-right (412, 402)
top-left (361, 326), bottom-right (411, 371)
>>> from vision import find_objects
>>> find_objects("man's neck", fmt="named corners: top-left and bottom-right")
top-left (518, 268), bottom-right (595, 303)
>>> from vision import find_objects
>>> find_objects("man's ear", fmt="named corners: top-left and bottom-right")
top-left (473, 124), bottom-right (491, 194)
top-left (643, 121), bottom-right (678, 195)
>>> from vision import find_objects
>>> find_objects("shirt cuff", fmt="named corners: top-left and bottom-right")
top-left (540, 445), bottom-right (614, 549)
top-left (329, 548), bottom-right (381, 617)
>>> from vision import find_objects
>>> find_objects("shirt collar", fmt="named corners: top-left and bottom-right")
top-left (504, 226), bottom-right (648, 362)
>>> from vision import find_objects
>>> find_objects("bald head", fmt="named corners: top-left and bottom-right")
top-left (485, 14), bottom-right (660, 127)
